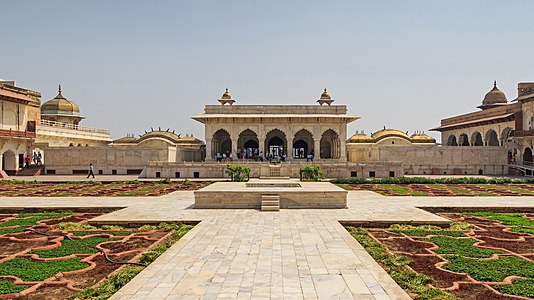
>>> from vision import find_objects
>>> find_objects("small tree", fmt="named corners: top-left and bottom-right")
top-left (300, 165), bottom-right (324, 182)
top-left (225, 164), bottom-right (251, 182)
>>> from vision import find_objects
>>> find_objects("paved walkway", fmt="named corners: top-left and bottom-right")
top-left (1, 191), bottom-right (533, 299)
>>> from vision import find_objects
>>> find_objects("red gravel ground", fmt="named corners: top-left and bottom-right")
top-left (366, 212), bottom-right (534, 300)
top-left (0, 211), bottom-right (177, 299)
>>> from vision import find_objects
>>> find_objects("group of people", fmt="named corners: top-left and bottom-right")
top-left (215, 150), bottom-right (314, 163)
top-left (23, 151), bottom-right (43, 168)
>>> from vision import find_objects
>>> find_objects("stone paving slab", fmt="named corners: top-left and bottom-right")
top-left (1, 191), bottom-right (534, 299)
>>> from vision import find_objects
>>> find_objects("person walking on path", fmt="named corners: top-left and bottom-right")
top-left (87, 163), bottom-right (95, 178)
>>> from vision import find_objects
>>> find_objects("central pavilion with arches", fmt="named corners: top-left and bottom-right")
top-left (193, 89), bottom-right (358, 162)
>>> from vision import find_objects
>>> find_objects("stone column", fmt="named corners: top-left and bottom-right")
top-left (314, 124), bottom-right (322, 160)
top-left (259, 137), bottom-right (266, 157)
top-left (286, 127), bottom-right (293, 160)
top-left (314, 138), bottom-right (321, 160)
top-left (231, 138), bottom-right (238, 160)
top-left (205, 138), bottom-right (213, 161)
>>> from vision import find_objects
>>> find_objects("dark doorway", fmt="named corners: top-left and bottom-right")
top-left (244, 140), bottom-right (259, 149)
top-left (268, 136), bottom-right (284, 157)
top-left (524, 147), bottom-right (533, 163)
top-left (293, 140), bottom-right (308, 159)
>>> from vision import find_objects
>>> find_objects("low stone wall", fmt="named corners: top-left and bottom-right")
top-left (347, 144), bottom-right (509, 176)
top-left (140, 161), bottom-right (404, 179)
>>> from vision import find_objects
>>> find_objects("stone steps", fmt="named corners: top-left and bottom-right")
top-left (261, 195), bottom-right (280, 211)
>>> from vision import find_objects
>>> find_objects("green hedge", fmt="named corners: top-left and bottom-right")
top-left (331, 176), bottom-right (534, 185)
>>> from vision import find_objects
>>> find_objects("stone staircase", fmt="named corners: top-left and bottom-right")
top-left (261, 195), bottom-right (280, 211)
top-left (16, 165), bottom-right (45, 176)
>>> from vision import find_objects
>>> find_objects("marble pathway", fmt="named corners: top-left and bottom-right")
top-left (0, 192), bottom-right (533, 299)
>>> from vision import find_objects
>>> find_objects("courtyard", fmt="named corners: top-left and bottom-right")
top-left (0, 181), bottom-right (533, 299)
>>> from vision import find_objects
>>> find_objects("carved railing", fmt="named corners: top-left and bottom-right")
top-left (513, 130), bottom-right (534, 137)
top-left (0, 128), bottom-right (36, 138)
top-left (39, 119), bottom-right (110, 134)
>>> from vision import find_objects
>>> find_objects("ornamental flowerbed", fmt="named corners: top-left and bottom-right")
top-left (0, 180), bottom-right (209, 197)
top-left (0, 211), bottom-right (193, 299)
top-left (347, 212), bottom-right (534, 299)
top-left (343, 183), bottom-right (534, 196)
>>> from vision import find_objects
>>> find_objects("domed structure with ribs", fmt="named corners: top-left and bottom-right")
top-left (478, 81), bottom-right (508, 110)
top-left (41, 85), bottom-right (84, 124)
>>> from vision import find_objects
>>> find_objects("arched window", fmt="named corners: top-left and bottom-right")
top-left (471, 132), bottom-right (483, 146)
top-left (485, 130), bottom-right (499, 146)
top-left (212, 129), bottom-right (232, 158)
top-left (446, 135), bottom-right (458, 146)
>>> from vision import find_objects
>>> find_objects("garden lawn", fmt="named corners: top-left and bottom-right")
top-left (0, 257), bottom-right (89, 282)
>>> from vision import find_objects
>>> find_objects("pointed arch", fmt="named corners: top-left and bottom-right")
top-left (446, 135), bottom-right (457, 146)
top-left (238, 129), bottom-right (259, 159)
top-left (485, 129), bottom-right (499, 146)
top-left (265, 129), bottom-right (287, 158)
top-left (471, 131), bottom-right (483, 146)
top-left (293, 129), bottom-right (313, 159)
top-left (458, 133), bottom-right (469, 146)
top-left (212, 129), bottom-right (232, 158)
top-left (320, 129), bottom-right (340, 159)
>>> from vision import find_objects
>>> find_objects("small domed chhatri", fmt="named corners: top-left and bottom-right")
top-left (410, 131), bottom-right (436, 144)
top-left (218, 88), bottom-right (236, 105)
top-left (371, 128), bottom-right (411, 142)
top-left (348, 131), bottom-right (374, 143)
top-left (478, 81), bottom-right (508, 110)
top-left (41, 85), bottom-right (84, 125)
top-left (317, 88), bottom-right (335, 106)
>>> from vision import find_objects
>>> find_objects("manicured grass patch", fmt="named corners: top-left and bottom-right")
top-left (388, 223), bottom-right (473, 238)
top-left (71, 231), bottom-right (133, 237)
top-left (494, 278), bottom-right (534, 299)
top-left (423, 236), bottom-right (503, 258)
top-left (331, 177), bottom-right (534, 184)
top-left (0, 217), bottom-right (50, 228)
top-left (510, 227), bottom-right (534, 235)
top-left (30, 237), bottom-right (110, 258)
top-left (0, 227), bottom-right (26, 235)
top-left (0, 279), bottom-right (29, 295)
top-left (395, 229), bottom-right (465, 238)
top-left (0, 257), bottom-right (89, 282)
top-left (17, 212), bottom-right (73, 218)
top-left (465, 212), bottom-right (534, 227)
top-left (443, 256), bottom-right (534, 282)
top-left (73, 222), bottom-right (193, 300)
top-left (379, 184), bottom-right (412, 195)
top-left (346, 227), bottom-right (456, 300)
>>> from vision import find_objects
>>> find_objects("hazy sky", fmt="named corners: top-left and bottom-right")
top-left (2, 1), bottom-right (533, 142)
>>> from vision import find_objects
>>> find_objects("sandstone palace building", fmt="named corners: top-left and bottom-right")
top-left (1, 79), bottom-right (534, 178)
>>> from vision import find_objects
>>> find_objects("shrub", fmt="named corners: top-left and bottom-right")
top-left (225, 164), bottom-right (251, 181)
top-left (331, 176), bottom-right (534, 185)
top-left (300, 165), bottom-right (324, 181)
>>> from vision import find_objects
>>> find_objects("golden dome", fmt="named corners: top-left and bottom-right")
top-left (41, 85), bottom-right (81, 115)
top-left (320, 88), bottom-right (331, 100)
top-left (113, 135), bottom-right (138, 144)
top-left (317, 88), bottom-right (335, 106)
top-left (410, 132), bottom-right (436, 144)
top-left (348, 133), bottom-right (374, 143)
top-left (371, 128), bottom-right (411, 142)
top-left (221, 88), bottom-right (232, 99)
top-left (218, 88), bottom-right (236, 105)
top-left (479, 81), bottom-right (507, 109)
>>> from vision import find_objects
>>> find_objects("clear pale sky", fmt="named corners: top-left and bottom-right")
top-left (2, 1), bottom-right (533, 142)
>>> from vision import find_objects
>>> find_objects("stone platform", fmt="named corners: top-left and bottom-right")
top-left (194, 179), bottom-right (348, 209)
